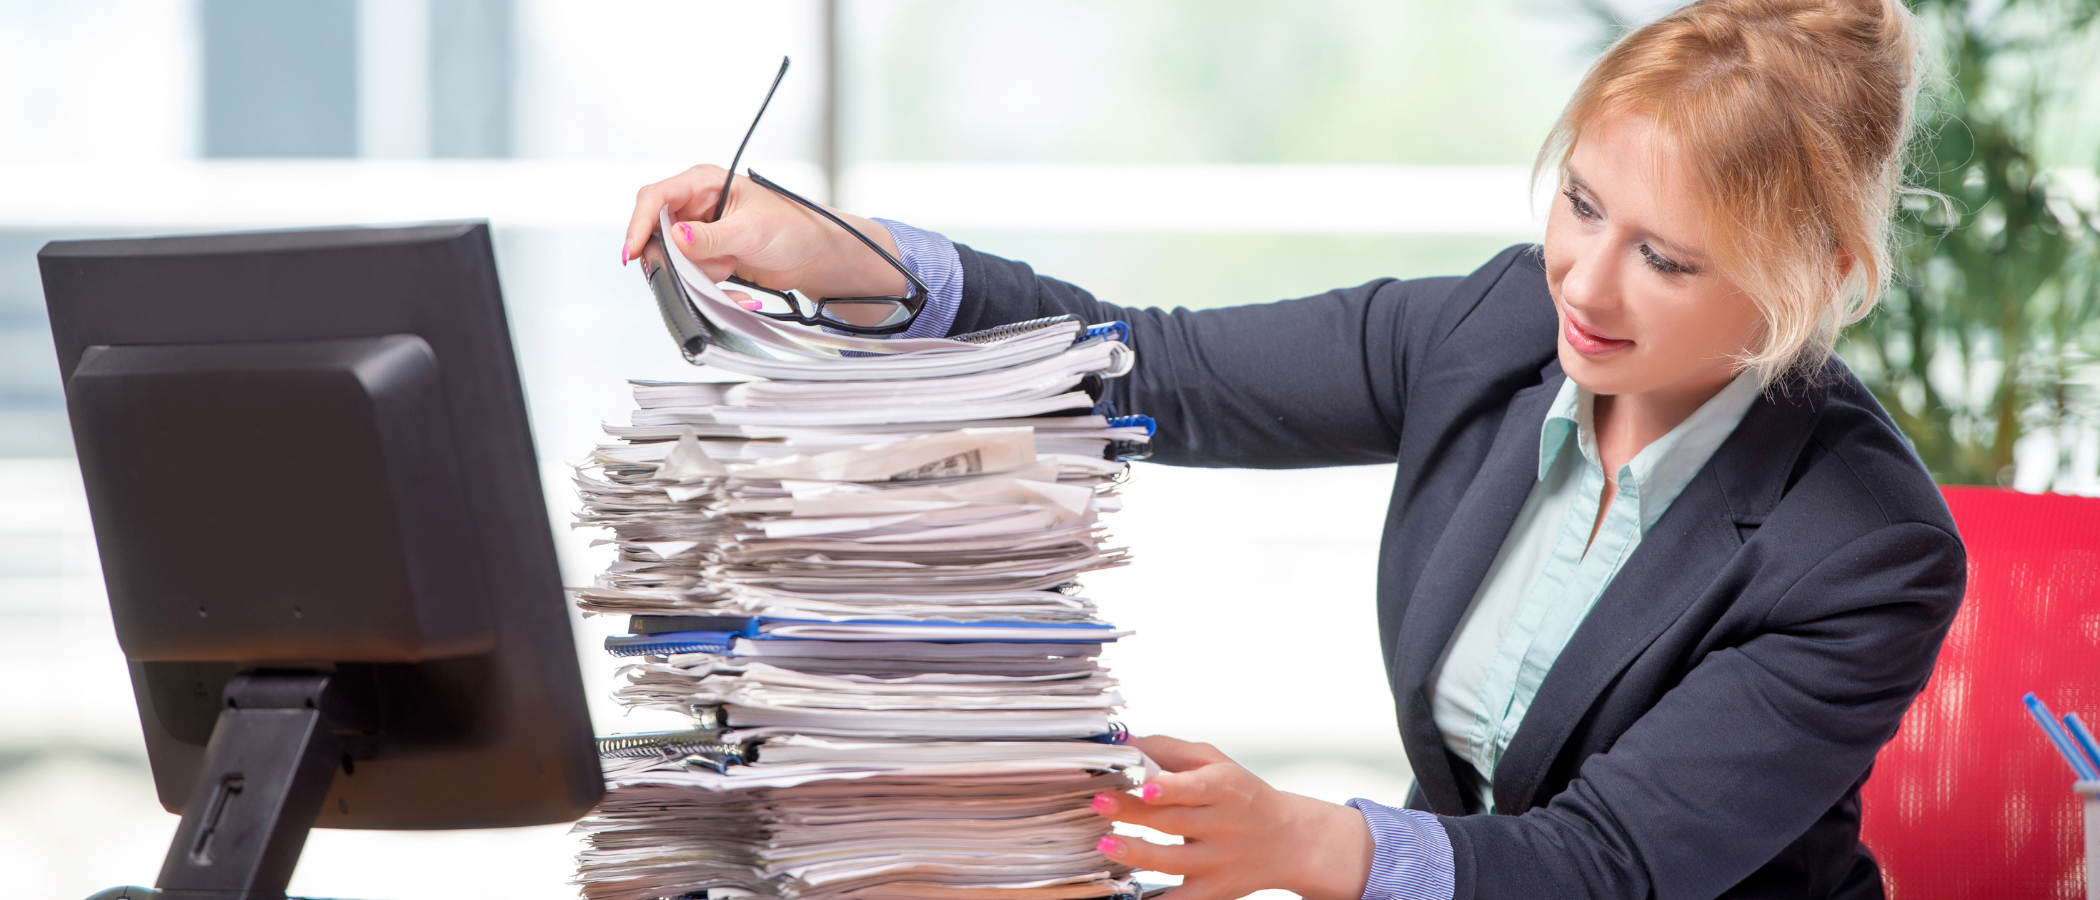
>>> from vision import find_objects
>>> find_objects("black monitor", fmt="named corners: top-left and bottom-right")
top-left (38, 222), bottom-right (604, 900)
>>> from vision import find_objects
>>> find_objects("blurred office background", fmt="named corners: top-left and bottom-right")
top-left (2, 1), bottom-right (2094, 899)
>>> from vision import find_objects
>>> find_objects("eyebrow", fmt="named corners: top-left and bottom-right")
top-left (1563, 166), bottom-right (1709, 271)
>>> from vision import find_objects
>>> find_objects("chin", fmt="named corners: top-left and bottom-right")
top-left (1557, 343), bottom-right (1641, 397)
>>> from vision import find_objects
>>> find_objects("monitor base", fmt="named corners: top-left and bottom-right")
top-left (130, 672), bottom-right (347, 900)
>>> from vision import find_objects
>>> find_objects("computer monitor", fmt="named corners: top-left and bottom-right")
top-left (38, 222), bottom-right (604, 900)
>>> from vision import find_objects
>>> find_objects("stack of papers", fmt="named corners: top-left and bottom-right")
top-left (571, 254), bottom-right (1157, 900)
top-left (578, 761), bottom-right (1144, 900)
top-left (573, 424), bottom-right (1143, 621)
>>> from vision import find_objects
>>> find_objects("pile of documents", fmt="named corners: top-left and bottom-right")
top-left (571, 236), bottom-right (1157, 900)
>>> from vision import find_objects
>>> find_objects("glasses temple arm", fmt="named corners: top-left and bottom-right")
top-left (712, 56), bottom-right (792, 225)
top-left (745, 169), bottom-right (930, 304)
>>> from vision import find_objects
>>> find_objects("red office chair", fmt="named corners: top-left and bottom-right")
top-left (1860, 487), bottom-right (2100, 899)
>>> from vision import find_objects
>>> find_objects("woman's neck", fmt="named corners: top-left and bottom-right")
top-left (1582, 367), bottom-right (1741, 552)
top-left (1590, 367), bottom-right (1742, 471)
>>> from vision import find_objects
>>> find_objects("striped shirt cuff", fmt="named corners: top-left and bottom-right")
top-left (1346, 798), bottom-right (1456, 900)
top-left (871, 218), bottom-right (963, 339)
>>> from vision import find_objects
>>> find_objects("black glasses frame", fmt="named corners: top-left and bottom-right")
top-left (724, 169), bottom-right (932, 335)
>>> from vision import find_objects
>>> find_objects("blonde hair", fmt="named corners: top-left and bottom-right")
top-left (1537, 0), bottom-right (1922, 386)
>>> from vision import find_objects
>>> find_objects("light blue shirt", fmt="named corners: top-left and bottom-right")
top-left (871, 219), bottom-right (1762, 900)
top-left (1431, 369), bottom-right (1764, 812)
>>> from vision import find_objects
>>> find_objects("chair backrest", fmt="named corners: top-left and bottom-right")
top-left (1859, 487), bottom-right (2100, 899)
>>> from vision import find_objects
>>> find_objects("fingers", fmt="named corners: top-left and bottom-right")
top-left (1096, 836), bottom-right (1246, 900)
top-left (1096, 833), bottom-right (1201, 876)
top-left (1090, 737), bottom-right (1342, 900)
top-left (623, 185), bottom-right (676, 265)
top-left (1145, 768), bottom-right (1243, 808)
top-left (671, 219), bottom-right (727, 261)
top-left (623, 165), bottom-right (730, 265)
top-left (1092, 792), bottom-right (1206, 835)
top-left (1090, 768), bottom-right (1244, 834)
top-left (1133, 735), bottom-right (1233, 772)
top-left (670, 218), bottom-right (747, 283)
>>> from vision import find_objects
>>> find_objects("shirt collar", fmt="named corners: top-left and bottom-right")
top-left (1538, 368), bottom-right (1764, 533)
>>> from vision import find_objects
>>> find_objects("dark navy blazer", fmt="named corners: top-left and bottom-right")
top-left (948, 243), bottom-right (1966, 900)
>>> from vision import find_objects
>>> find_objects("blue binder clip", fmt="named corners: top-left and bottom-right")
top-left (1084, 321), bottom-right (1131, 344)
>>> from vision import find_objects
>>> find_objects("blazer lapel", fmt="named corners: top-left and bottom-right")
top-left (1490, 379), bottom-right (1825, 814)
top-left (1392, 364), bottom-right (1566, 813)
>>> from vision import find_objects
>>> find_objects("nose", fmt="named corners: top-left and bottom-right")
top-left (1557, 236), bottom-right (1618, 316)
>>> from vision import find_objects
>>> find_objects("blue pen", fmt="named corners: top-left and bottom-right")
top-left (2063, 712), bottom-right (2100, 777)
top-left (2022, 693), bottom-right (2100, 781)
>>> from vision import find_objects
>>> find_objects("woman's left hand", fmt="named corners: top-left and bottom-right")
top-left (1092, 735), bottom-right (1375, 900)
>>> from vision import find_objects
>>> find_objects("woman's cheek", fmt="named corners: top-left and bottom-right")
top-left (1676, 299), bottom-right (1742, 368)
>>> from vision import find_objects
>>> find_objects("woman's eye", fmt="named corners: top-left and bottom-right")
top-left (1639, 244), bottom-right (1687, 275)
top-left (1561, 188), bottom-right (1598, 221)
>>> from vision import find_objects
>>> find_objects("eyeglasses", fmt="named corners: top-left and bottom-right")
top-left (723, 169), bottom-right (931, 335)
top-left (644, 56), bottom-right (930, 340)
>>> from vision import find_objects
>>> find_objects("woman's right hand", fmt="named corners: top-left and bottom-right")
top-left (620, 164), bottom-right (909, 302)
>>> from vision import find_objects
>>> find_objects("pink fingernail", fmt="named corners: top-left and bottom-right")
top-left (1091, 793), bottom-right (1114, 814)
top-left (678, 222), bottom-right (694, 243)
top-left (619, 245), bottom-right (629, 265)
top-left (1140, 783), bottom-right (1162, 802)
top-left (739, 299), bottom-right (763, 311)
top-left (1096, 835), bottom-right (1125, 857)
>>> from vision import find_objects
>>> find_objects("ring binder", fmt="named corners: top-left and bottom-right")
top-left (1086, 721), bottom-right (1132, 745)
top-left (1084, 321), bottom-right (1132, 344)
top-left (1107, 415), bottom-right (1157, 436)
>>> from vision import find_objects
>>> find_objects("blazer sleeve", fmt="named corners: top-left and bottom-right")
top-left (1439, 520), bottom-right (1965, 900)
top-left (950, 242), bottom-right (1518, 468)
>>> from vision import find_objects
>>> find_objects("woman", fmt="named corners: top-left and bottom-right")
top-left (619, 0), bottom-right (1964, 897)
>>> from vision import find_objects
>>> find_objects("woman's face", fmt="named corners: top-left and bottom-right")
top-left (1542, 112), bottom-right (1763, 402)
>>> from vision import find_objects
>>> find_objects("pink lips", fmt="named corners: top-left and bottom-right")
top-left (1563, 313), bottom-right (1632, 356)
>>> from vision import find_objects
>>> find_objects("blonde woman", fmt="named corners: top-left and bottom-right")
top-left (622, 0), bottom-right (1962, 896)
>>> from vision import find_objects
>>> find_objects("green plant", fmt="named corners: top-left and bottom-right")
top-left (1842, 0), bottom-right (2100, 487)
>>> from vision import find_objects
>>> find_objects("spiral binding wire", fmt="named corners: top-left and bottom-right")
top-left (604, 632), bottom-right (734, 658)
top-left (596, 729), bottom-right (747, 763)
top-left (951, 314), bottom-right (1082, 345)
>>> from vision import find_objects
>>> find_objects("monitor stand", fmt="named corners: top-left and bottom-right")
top-left (88, 672), bottom-right (352, 900)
